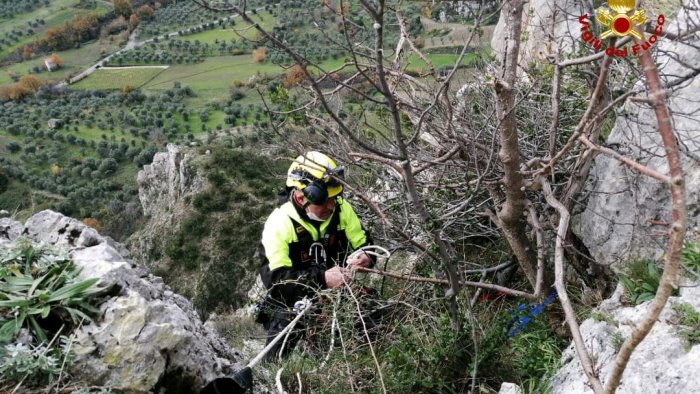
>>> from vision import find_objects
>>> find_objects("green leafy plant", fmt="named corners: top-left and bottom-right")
top-left (672, 302), bottom-right (700, 350)
top-left (590, 311), bottom-right (616, 325)
top-left (523, 377), bottom-right (553, 394)
top-left (0, 238), bottom-right (102, 344)
top-left (0, 342), bottom-right (62, 385)
top-left (508, 318), bottom-right (564, 384)
top-left (618, 260), bottom-right (661, 305)
top-left (611, 331), bottom-right (625, 353)
top-left (682, 240), bottom-right (700, 275)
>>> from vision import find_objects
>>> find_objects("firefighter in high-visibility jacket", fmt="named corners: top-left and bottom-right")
top-left (259, 151), bottom-right (373, 361)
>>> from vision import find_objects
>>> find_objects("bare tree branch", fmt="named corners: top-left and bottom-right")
top-left (493, 0), bottom-right (539, 289)
top-left (603, 25), bottom-right (688, 394)
top-left (542, 179), bottom-right (605, 393)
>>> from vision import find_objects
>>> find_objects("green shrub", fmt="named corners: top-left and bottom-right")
top-left (0, 239), bottom-right (101, 387)
top-left (0, 180), bottom-right (32, 212)
top-left (611, 331), bottom-right (625, 353)
top-left (506, 318), bottom-right (564, 385)
top-left (0, 238), bottom-right (102, 344)
top-left (590, 311), bottom-right (615, 325)
top-left (672, 302), bottom-right (700, 350)
top-left (618, 260), bottom-right (661, 305)
top-left (473, 304), bottom-right (564, 392)
top-left (0, 342), bottom-right (62, 386)
top-left (682, 240), bottom-right (700, 275)
top-left (164, 240), bottom-right (200, 270)
top-left (192, 191), bottom-right (229, 212)
top-left (268, 299), bottom-right (471, 394)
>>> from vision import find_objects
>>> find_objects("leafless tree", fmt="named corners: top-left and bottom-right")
top-left (194, 0), bottom-right (696, 391)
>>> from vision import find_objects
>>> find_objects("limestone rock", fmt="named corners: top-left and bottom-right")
top-left (499, 382), bottom-right (523, 394)
top-left (550, 285), bottom-right (700, 393)
top-left (491, 0), bottom-right (582, 66)
top-left (0, 217), bottom-right (23, 246)
top-left (22, 210), bottom-right (130, 257)
top-left (136, 143), bottom-right (205, 219)
top-left (128, 143), bottom-right (206, 280)
top-left (574, 3), bottom-right (700, 267)
top-left (5, 210), bottom-right (243, 393)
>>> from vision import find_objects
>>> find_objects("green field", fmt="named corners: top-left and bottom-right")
top-left (0, 0), bottom-right (111, 57)
top-left (313, 51), bottom-right (483, 74)
top-left (71, 67), bottom-right (167, 90)
top-left (406, 51), bottom-right (486, 69)
top-left (175, 11), bottom-right (276, 44)
top-left (0, 38), bottom-right (122, 85)
top-left (141, 55), bottom-right (283, 100)
top-left (420, 17), bottom-right (494, 50)
top-left (0, 0), bottom-right (78, 35)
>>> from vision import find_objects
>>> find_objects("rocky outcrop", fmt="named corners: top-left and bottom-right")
top-left (127, 145), bottom-right (284, 316)
top-left (0, 210), bottom-right (242, 393)
top-left (491, 0), bottom-right (582, 66)
top-left (574, 3), bottom-right (700, 267)
top-left (128, 144), bottom-right (207, 288)
top-left (549, 283), bottom-right (700, 393)
top-left (555, 3), bottom-right (700, 391)
top-left (136, 144), bottom-right (206, 220)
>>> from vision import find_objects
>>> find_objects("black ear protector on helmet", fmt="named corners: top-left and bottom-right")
top-left (293, 166), bottom-right (345, 206)
top-left (303, 178), bottom-right (329, 206)
top-left (290, 170), bottom-right (329, 206)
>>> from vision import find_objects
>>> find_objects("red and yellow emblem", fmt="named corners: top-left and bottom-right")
top-left (596, 0), bottom-right (647, 39)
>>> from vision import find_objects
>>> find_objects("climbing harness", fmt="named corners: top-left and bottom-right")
top-left (505, 288), bottom-right (558, 337)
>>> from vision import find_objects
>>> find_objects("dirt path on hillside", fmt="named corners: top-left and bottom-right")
top-left (101, 65), bottom-right (170, 70)
top-left (57, 6), bottom-right (268, 87)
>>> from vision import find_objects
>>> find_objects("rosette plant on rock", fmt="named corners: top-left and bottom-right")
top-left (0, 237), bottom-right (104, 388)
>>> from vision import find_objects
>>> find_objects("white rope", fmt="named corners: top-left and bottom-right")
top-left (347, 245), bottom-right (391, 262)
top-left (275, 367), bottom-right (287, 394)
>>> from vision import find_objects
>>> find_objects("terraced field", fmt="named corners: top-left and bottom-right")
top-left (420, 17), bottom-right (494, 50)
top-left (141, 55), bottom-right (282, 99)
top-left (0, 39), bottom-right (121, 85)
top-left (0, 0), bottom-right (110, 57)
top-left (71, 67), bottom-right (167, 90)
top-left (175, 10), bottom-right (275, 44)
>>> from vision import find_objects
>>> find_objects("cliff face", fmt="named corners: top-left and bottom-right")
top-left (491, 0), bottom-right (582, 68)
top-left (490, 1), bottom-right (700, 392)
top-left (129, 143), bottom-right (206, 271)
top-left (493, 0), bottom-right (700, 267)
top-left (136, 144), bottom-right (207, 220)
top-left (0, 211), bottom-right (242, 392)
top-left (127, 144), bottom-right (285, 315)
top-left (573, 3), bottom-right (700, 267)
top-left (127, 144), bottom-right (213, 311)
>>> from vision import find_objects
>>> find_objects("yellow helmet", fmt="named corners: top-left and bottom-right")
top-left (286, 152), bottom-right (344, 204)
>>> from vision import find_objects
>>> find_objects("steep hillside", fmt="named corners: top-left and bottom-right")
top-left (128, 143), bottom-right (287, 315)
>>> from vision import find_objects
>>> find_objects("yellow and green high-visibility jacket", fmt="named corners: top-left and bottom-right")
top-left (259, 197), bottom-right (372, 306)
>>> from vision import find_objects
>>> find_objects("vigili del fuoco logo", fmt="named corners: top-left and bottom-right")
top-left (579, 0), bottom-right (665, 57)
